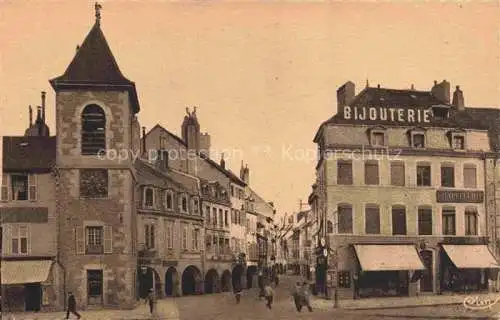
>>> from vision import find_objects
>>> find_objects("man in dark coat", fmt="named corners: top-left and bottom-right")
top-left (66, 292), bottom-right (81, 319)
top-left (233, 280), bottom-right (242, 304)
top-left (146, 288), bottom-right (156, 314)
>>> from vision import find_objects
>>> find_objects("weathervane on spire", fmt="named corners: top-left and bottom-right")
top-left (95, 2), bottom-right (102, 25)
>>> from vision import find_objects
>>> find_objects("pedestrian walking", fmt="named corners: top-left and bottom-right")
top-left (292, 281), bottom-right (303, 312)
top-left (65, 292), bottom-right (81, 319)
top-left (146, 288), bottom-right (157, 315)
top-left (300, 281), bottom-right (313, 312)
top-left (233, 281), bottom-right (242, 304)
top-left (274, 273), bottom-right (279, 287)
top-left (263, 284), bottom-right (274, 309)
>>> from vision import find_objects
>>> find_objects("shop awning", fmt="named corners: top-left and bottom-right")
top-left (354, 244), bottom-right (426, 271)
top-left (442, 245), bottom-right (500, 269)
top-left (1, 260), bottom-right (53, 285)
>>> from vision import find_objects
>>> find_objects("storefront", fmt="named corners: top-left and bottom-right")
top-left (352, 244), bottom-right (425, 298)
top-left (1, 259), bottom-right (59, 312)
top-left (440, 244), bottom-right (500, 293)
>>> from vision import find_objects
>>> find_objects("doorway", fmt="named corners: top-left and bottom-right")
top-left (420, 250), bottom-right (433, 292)
top-left (24, 283), bottom-right (41, 311)
top-left (87, 270), bottom-right (103, 305)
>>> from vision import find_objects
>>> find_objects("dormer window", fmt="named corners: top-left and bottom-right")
top-left (143, 187), bottom-right (154, 208)
top-left (409, 128), bottom-right (426, 149)
top-left (432, 105), bottom-right (450, 120)
top-left (449, 130), bottom-right (466, 151)
top-left (367, 126), bottom-right (386, 147)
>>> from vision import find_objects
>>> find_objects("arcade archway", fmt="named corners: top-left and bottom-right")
top-left (221, 270), bottom-right (231, 292)
top-left (165, 267), bottom-right (178, 297)
top-left (204, 269), bottom-right (219, 294)
top-left (138, 266), bottom-right (161, 299)
top-left (182, 265), bottom-right (202, 296)
top-left (232, 265), bottom-right (244, 290)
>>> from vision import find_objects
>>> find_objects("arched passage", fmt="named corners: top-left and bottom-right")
top-left (221, 270), bottom-right (231, 292)
top-left (246, 266), bottom-right (258, 289)
top-left (232, 265), bottom-right (244, 290)
top-left (182, 265), bottom-right (202, 296)
top-left (204, 269), bottom-right (219, 294)
top-left (138, 266), bottom-right (158, 299)
top-left (165, 267), bottom-right (178, 297)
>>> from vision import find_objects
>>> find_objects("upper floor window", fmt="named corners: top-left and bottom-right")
top-left (465, 207), bottom-right (478, 236)
top-left (165, 190), bottom-right (174, 210)
top-left (192, 227), bottom-right (200, 251)
top-left (364, 161), bottom-right (379, 185)
top-left (165, 220), bottom-right (174, 249)
top-left (205, 206), bottom-right (211, 224)
top-left (231, 186), bottom-right (235, 197)
top-left (181, 224), bottom-right (188, 250)
top-left (145, 224), bottom-right (155, 249)
top-left (11, 225), bottom-right (29, 255)
top-left (409, 129), bottom-right (426, 148)
top-left (80, 169), bottom-right (108, 198)
top-left (365, 204), bottom-right (380, 234)
top-left (392, 205), bottom-right (407, 235)
top-left (86, 226), bottom-right (103, 254)
top-left (463, 165), bottom-right (477, 188)
top-left (7, 173), bottom-right (37, 201)
top-left (441, 164), bottom-right (455, 188)
top-left (418, 206), bottom-right (433, 235)
top-left (224, 210), bottom-right (229, 227)
top-left (81, 104), bottom-right (106, 155)
top-left (326, 221), bottom-right (334, 233)
top-left (212, 207), bottom-right (217, 226)
top-left (143, 187), bottom-right (154, 208)
top-left (219, 209), bottom-right (224, 228)
top-left (368, 127), bottom-right (386, 147)
top-left (452, 135), bottom-right (465, 150)
top-left (337, 161), bottom-right (353, 185)
top-left (390, 161), bottom-right (405, 186)
top-left (180, 195), bottom-right (188, 213)
top-left (337, 204), bottom-right (353, 234)
top-left (442, 207), bottom-right (456, 236)
top-left (192, 197), bottom-right (199, 215)
top-left (416, 163), bottom-right (431, 187)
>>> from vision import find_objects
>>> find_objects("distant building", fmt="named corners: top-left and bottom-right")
top-left (312, 80), bottom-right (500, 300)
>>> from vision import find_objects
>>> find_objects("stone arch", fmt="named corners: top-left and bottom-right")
top-left (204, 269), bottom-right (219, 294)
top-left (221, 270), bottom-right (231, 292)
top-left (137, 266), bottom-right (160, 299)
top-left (165, 267), bottom-right (178, 297)
top-left (182, 265), bottom-right (202, 296)
top-left (232, 265), bottom-right (244, 290)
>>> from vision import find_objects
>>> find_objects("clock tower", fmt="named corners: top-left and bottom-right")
top-left (50, 4), bottom-right (141, 309)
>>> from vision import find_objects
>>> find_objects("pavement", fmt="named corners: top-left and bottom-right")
top-left (4, 275), bottom-right (500, 319)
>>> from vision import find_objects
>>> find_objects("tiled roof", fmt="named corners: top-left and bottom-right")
top-left (3, 136), bottom-right (56, 172)
top-left (49, 23), bottom-right (140, 113)
top-left (198, 152), bottom-right (246, 187)
top-left (350, 87), bottom-right (446, 107)
top-left (147, 124), bottom-right (187, 147)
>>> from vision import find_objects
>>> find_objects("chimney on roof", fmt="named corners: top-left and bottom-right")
top-left (36, 106), bottom-right (42, 135)
top-left (242, 164), bottom-right (250, 185)
top-left (411, 84), bottom-right (415, 90)
top-left (220, 153), bottom-right (225, 169)
top-left (41, 91), bottom-right (46, 123)
top-left (336, 81), bottom-right (355, 110)
top-left (377, 84), bottom-right (380, 88)
top-left (142, 127), bottom-right (146, 156)
top-left (29, 105), bottom-right (33, 126)
top-left (452, 85), bottom-right (465, 111)
top-left (76, 45), bottom-right (80, 52)
top-left (431, 80), bottom-right (451, 104)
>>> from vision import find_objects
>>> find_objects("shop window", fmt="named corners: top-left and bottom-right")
top-left (418, 207), bottom-right (433, 235)
top-left (392, 206), bottom-right (407, 235)
top-left (442, 207), bottom-right (456, 235)
top-left (337, 161), bottom-right (353, 185)
top-left (441, 164), bottom-right (455, 188)
top-left (390, 161), bottom-right (405, 186)
top-left (465, 207), bottom-right (478, 236)
top-left (364, 161), bottom-right (379, 185)
top-left (338, 271), bottom-right (351, 288)
top-left (365, 205), bottom-right (380, 234)
top-left (463, 165), bottom-right (477, 188)
top-left (416, 163), bottom-right (431, 187)
top-left (337, 204), bottom-right (353, 234)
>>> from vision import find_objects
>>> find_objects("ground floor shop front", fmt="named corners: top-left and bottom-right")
top-left (315, 237), bottom-right (500, 300)
top-left (0, 259), bottom-right (62, 312)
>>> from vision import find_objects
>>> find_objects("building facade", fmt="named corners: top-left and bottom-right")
top-left (313, 80), bottom-right (500, 300)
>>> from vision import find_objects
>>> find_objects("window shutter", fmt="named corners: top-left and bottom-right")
top-left (1, 174), bottom-right (9, 201)
top-left (104, 225), bottom-right (113, 254)
top-left (4, 225), bottom-right (11, 254)
top-left (28, 174), bottom-right (37, 201)
top-left (75, 227), bottom-right (85, 255)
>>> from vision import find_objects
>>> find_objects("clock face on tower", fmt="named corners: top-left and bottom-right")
top-left (80, 169), bottom-right (108, 198)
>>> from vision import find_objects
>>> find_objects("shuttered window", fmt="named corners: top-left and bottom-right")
top-left (365, 205), bottom-right (380, 234)
top-left (392, 206), bottom-right (407, 235)
top-left (442, 207), bottom-right (456, 235)
top-left (364, 161), bottom-right (379, 185)
top-left (337, 161), bottom-right (353, 185)
top-left (465, 207), bottom-right (478, 236)
top-left (390, 162), bottom-right (405, 186)
top-left (463, 166), bottom-right (477, 188)
top-left (11, 225), bottom-right (29, 255)
top-left (103, 226), bottom-right (112, 254)
top-left (75, 225), bottom-right (112, 255)
top-left (1, 174), bottom-right (9, 201)
top-left (75, 227), bottom-right (85, 255)
top-left (337, 204), bottom-right (353, 234)
top-left (441, 165), bottom-right (455, 188)
top-left (418, 207), bottom-right (433, 235)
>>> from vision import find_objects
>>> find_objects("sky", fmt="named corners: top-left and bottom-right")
top-left (0, 1), bottom-right (499, 216)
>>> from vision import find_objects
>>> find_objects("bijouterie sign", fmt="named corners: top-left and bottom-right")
top-left (436, 190), bottom-right (484, 203)
top-left (343, 106), bottom-right (432, 123)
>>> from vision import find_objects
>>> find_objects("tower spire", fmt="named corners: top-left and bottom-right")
top-left (95, 2), bottom-right (102, 26)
